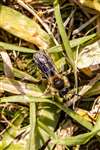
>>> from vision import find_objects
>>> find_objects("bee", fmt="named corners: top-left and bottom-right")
top-left (33, 51), bottom-right (69, 97)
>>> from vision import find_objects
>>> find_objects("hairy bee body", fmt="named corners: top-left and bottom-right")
top-left (34, 51), bottom-right (69, 97)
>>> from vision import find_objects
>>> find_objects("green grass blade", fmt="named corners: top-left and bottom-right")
top-left (0, 41), bottom-right (36, 53)
top-left (38, 119), bottom-right (99, 146)
top-left (54, 0), bottom-right (74, 67)
top-left (28, 102), bottom-right (36, 150)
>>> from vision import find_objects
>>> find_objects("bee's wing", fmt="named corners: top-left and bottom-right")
top-left (33, 51), bottom-right (56, 77)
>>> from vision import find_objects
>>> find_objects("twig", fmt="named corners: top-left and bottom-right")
top-left (66, 73), bottom-right (100, 107)
top-left (72, 15), bottom-right (99, 35)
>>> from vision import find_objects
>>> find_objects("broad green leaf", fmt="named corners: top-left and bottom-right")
top-left (0, 5), bottom-right (53, 49)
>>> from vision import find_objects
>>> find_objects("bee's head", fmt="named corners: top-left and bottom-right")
top-left (59, 87), bottom-right (68, 97)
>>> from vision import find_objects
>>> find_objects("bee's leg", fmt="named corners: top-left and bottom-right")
top-left (59, 67), bottom-right (71, 88)
top-left (43, 83), bottom-right (57, 96)
top-left (62, 75), bottom-right (70, 88)
top-left (43, 82), bottom-right (51, 95)
top-left (59, 63), bottom-right (72, 75)
top-left (50, 87), bottom-right (58, 96)
top-left (43, 78), bottom-right (51, 95)
top-left (60, 68), bottom-right (72, 76)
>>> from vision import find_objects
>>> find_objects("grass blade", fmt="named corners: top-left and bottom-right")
top-left (54, 0), bottom-right (74, 67)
